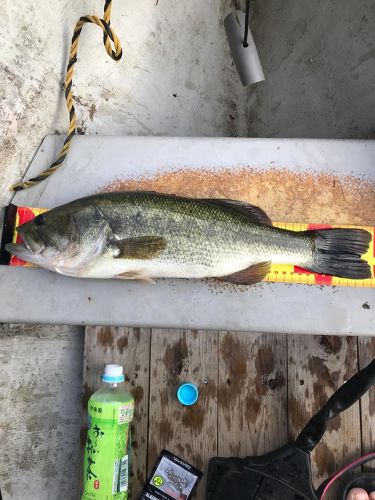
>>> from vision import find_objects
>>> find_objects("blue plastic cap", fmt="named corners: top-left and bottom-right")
top-left (102, 374), bottom-right (124, 383)
top-left (177, 383), bottom-right (199, 406)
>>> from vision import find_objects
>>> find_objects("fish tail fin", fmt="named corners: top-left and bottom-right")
top-left (305, 228), bottom-right (372, 279)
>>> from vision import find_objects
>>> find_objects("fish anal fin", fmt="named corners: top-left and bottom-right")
top-left (204, 199), bottom-right (272, 225)
top-left (113, 236), bottom-right (166, 260)
top-left (218, 261), bottom-right (271, 285)
top-left (115, 270), bottom-right (156, 284)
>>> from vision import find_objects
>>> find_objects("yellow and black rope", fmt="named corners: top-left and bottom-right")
top-left (12, 0), bottom-right (122, 191)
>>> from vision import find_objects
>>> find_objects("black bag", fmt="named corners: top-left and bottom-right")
top-left (207, 359), bottom-right (375, 500)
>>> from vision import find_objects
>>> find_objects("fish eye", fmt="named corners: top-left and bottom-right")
top-left (34, 214), bottom-right (46, 226)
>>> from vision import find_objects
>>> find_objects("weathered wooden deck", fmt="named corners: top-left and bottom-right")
top-left (83, 328), bottom-right (375, 500)
top-left (0, 325), bottom-right (374, 499)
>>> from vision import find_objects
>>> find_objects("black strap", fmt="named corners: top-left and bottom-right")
top-left (0, 204), bottom-right (17, 265)
top-left (295, 358), bottom-right (375, 452)
top-left (243, 0), bottom-right (251, 47)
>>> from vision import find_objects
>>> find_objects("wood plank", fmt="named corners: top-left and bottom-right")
top-left (0, 324), bottom-right (84, 500)
top-left (218, 331), bottom-right (288, 457)
top-left (358, 336), bottom-right (375, 472)
top-left (148, 329), bottom-right (218, 499)
top-left (82, 326), bottom-right (151, 499)
top-left (288, 335), bottom-right (361, 498)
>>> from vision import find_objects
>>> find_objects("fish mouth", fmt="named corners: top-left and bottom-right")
top-left (5, 240), bottom-right (49, 269)
top-left (16, 226), bottom-right (45, 255)
top-left (5, 242), bottom-right (35, 261)
top-left (5, 227), bottom-right (46, 263)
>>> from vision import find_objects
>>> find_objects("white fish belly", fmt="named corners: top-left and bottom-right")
top-left (77, 254), bottom-right (258, 280)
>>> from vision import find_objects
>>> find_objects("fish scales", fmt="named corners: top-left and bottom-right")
top-left (89, 193), bottom-right (311, 273)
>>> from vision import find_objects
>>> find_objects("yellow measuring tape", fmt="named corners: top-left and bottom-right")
top-left (12, 0), bottom-right (122, 191)
top-left (10, 207), bottom-right (375, 287)
top-left (268, 222), bottom-right (375, 287)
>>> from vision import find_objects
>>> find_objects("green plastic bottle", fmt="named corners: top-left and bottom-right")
top-left (82, 364), bottom-right (134, 500)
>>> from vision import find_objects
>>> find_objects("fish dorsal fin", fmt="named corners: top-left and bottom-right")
top-left (113, 236), bottom-right (167, 260)
top-left (218, 261), bottom-right (272, 285)
top-left (204, 199), bottom-right (272, 226)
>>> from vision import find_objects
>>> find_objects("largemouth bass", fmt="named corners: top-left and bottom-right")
top-left (6, 192), bottom-right (372, 284)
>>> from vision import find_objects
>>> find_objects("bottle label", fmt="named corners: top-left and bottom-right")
top-left (82, 398), bottom-right (134, 499)
top-left (112, 455), bottom-right (129, 494)
top-left (119, 403), bottom-right (134, 424)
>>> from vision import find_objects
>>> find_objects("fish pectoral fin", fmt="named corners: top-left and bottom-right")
top-left (115, 270), bottom-right (156, 284)
top-left (112, 236), bottom-right (167, 260)
top-left (218, 261), bottom-right (272, 285)
top-left (203, 199), bottom-right (272, 226)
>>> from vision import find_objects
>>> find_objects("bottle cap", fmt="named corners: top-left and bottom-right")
top-left (102, 364), bottom-right (125, 383)
top-left (177, 383), bottom-right (199, 406)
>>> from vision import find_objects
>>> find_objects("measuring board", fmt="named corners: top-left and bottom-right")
top-left (1, 135), bottom-right (374, 334)
top-left (5, 205), bottom-right (375, 288)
